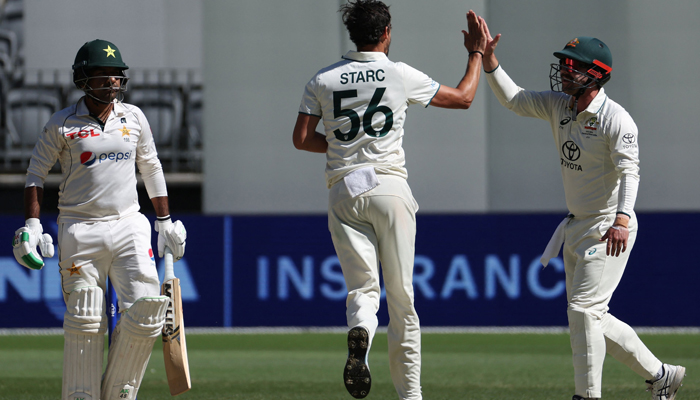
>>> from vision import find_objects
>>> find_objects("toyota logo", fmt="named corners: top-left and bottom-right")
top-left (562, 141), bottom-right (581, 161)
top-left (622, 133), bottom-right (636, 144)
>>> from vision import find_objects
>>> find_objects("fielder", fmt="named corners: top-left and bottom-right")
top-left (11, 39), bottom-right (187, 400)
top-left (293, 2), bottom-right (486, 399)
top-left (479, 21), bottom-right (685, 400)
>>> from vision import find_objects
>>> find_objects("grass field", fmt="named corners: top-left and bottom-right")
top-left (0, 332), bottom-right (698, 400)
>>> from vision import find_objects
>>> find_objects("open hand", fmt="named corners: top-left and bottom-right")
top-left (462, 10), bottom-right (487, 53)
top-left (479, 16), bottom-right (501, 57)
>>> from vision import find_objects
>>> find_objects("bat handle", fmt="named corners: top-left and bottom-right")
top-left (163, 247), bottom-right (175, 282)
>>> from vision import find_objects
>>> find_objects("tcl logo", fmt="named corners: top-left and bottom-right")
top-left (66, 129), bottom-right (100, 140)
top-left (80, 151), bottom-right (131, 166)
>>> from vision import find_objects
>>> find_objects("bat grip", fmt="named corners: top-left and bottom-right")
top-left (163, 247), bottom-right (175, 282)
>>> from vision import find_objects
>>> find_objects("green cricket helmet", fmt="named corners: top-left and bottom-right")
top-left (549, 37), bottom-right (613, 95)
top-left (72, 39), bottom-right (129, 103)
top-left (73, 39), bottom-right (129, 70)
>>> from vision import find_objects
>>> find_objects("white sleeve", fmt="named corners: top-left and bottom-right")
top-left (608, 112), bottom-right (640, 215)
top-left (485, 65), bottom-right (554, 120)
top-left (133, 109), bottom-right (168, 199)
top-left (25, 123), bottom-right (63, 188)
top-left (298, 76), bottom-right (322, 117)
top-left (399, 62), bottom-right (439, 107)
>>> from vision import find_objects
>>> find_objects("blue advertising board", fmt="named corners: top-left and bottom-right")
top-left (1, 213), bottom-right (698, 328)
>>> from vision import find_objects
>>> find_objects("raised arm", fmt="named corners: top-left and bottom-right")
top-left (430, 10), bottom-right (487, 109)
top-left (481, 19), bottom-right (553, 120)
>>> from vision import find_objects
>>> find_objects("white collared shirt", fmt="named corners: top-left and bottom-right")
top-left (299, 51), bottom-right (440, 188)
top-left (26, 97), bottom-right (167, 223)
top-left (486, 66), bottom-right (640, 217)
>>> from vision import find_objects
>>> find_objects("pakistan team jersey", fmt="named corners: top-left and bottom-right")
top-left (486, 66), bottom-right (640, 217)
top-left (26, 98), bottom-right (168, 223)
top-left (299, 51), bottom-right (440, 188)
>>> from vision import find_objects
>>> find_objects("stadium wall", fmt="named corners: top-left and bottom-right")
top-left (2, 213), bottom-right (697, 328)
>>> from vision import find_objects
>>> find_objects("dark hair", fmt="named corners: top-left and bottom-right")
top-left (339, 0), bottom-right (391, 48)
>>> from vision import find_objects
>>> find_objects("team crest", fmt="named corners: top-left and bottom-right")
top-left (566, 38), bottom-right (580, 48)
top-left (68, 263), bottom-right (82, 276)
top-left (103, 45), bottom-right (116, 58)
top-left (120, 125), bottom-right (131, 142)
top-left (584, 117), bottom-right (598, 130)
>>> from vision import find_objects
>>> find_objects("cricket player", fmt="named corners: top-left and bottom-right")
top-left (11, 39), bottom-right (187, 400)
top-left (479, 21), bottom-right (685, 400)
top-left (293, 2), bottom-right (486, 399)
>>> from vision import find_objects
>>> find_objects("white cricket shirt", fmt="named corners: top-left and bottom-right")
top-left (486, 66), bottom-right (640, 217)
top-left (26, 98), bottom-right (168, 223)
top-left (299, 51), bottom-right (440, 188)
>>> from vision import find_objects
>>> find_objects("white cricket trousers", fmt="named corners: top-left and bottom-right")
top-left (58, 212), bottom-right (161, 310)
top-left (329, 174), bottom-right (422, 400)
top-left (564, 213), bottom-right (662, 399)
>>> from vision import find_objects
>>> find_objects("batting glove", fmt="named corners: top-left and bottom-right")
top-left (155, 217), bottom-right (187, 261)
top-left (12, 218), bottom-right (55, 270)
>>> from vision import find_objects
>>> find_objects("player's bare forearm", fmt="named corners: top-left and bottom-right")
top-left (430, 10), bottom-right (486, 109)
top-left (430, 53), bottom-right (482, 109)
top-left (151, 196), bottom-right (170, 218)
top-left (456, 52), bottom-right (484, 106)
top-left (293, 113), bottom-right (328, 153)
top-left (297, 131), bottom-right (328, 153)
top-left (24, 186), bottom-right (43, 220)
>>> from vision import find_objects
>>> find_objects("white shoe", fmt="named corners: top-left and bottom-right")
top-left (646, 364), bottom-right (686, 400)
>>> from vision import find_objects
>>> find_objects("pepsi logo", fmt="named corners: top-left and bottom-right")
top-left (80, 152), bottom-right (97, 166)
top-left (79, 151), bottom-right (132, 166)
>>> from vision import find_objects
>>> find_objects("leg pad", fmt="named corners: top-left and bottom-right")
top-left (62, 286), bottom-right (106, 400)
top-left (101, 296), bottom-right (168, 400)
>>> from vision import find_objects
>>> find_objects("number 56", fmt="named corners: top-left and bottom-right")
top-left (333, 88), bottom-right (394, 142)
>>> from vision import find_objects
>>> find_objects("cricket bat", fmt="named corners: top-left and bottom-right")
top-left (161, 247), bottom-right (192, 395)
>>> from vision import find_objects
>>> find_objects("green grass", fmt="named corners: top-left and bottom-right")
top-left (0, 333), bottom-right (698, 399)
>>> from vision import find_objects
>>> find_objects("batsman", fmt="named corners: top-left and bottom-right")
top-left (480, 19), bottom-right (685, 400)
top-left (11, 39), bottom-right (187, 400)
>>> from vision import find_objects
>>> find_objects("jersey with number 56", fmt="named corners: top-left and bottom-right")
top-left (299, 51), bottom-right (440, 188)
